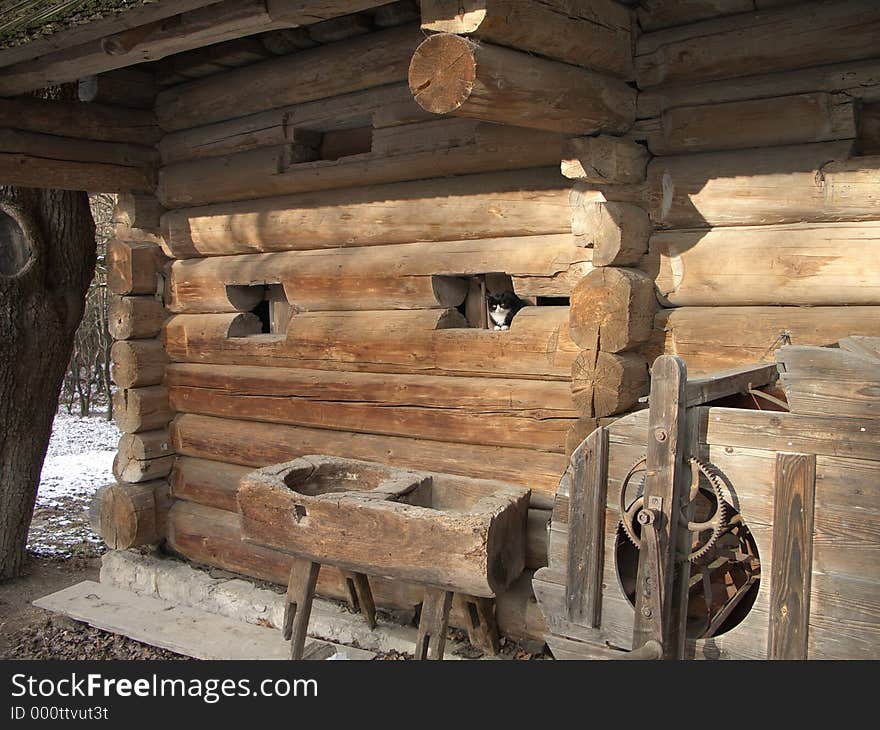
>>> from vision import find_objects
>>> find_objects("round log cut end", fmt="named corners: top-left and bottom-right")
top-left (95, 483), bottom-right (160, 550)
top-left (409, 33), bottom-right (477, 114)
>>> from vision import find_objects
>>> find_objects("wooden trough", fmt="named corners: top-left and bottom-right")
top-left (238, 455), bottom-right (529, 659)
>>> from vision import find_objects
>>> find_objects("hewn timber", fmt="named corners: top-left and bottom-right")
top-left (78, 68), bottom-right (156, 109)
top-left (163, 307), bottom-right (580, 380)
top-left (109, 310), bottom-right (158, 377)
top-left (110, 339), bottom-right (168, 390)
top-left (561, 136), bottom-right (649, 184)
top-left (636, 0), bottom-right (880, 88)
top-left (112, 386), bottom-right (171, 434)
top-left (171, 413), bottom-right (567, 495)
top-left (644, 222), bottom-right (880, 306)
top-left (0, 0), bottom-right (386, 97)
top-left (113, 431), bottom-right (174, 484)
top-left (409, 34), bottom-right (635, 135)
top-left (106, 239), bottom-right (165, 296)
top-left (646, 142), bottom-right (880, 229)
top-left (167, 235), bottom-right (589, 313)
top-left (570, 268), bottom-right (656, 353)
top-left (91, 480), bottom-right (171, 550)
top-left (576, 201), bottom-right (652, 267)
top-left (158, 119), bottom-right (563, 207)
top-left (419, 0), bottom-right (632, 77)
top-left (166, 363), bottom-right (576, 452)
top-left (570, 350), bottom-right (648, 418)
top-left (156, 23), bottom-right (422, 131)
top-left (653, 306), bottom-right (880, 375)
top-left (160, 168), bottom-right (571, 258)
top-left (644, 93), bottom-right (857, 155)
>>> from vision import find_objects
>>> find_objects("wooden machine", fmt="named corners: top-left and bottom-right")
top-left (535, 346), bottom-right (880, 660)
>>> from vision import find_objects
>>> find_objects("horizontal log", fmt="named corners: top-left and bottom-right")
top-left (166, 362), bottom-right (577, 452)
top-left (113, 430), bottom-right (174, 484)
top-left (171, 457), bottom-right (251, 513)
top-left (409, 33), bottom-right (635, 135)
top-left (113, 386), bottom-right (171, 434)
top-left (638, 58), bottom-right (880, 119)
top-left (636, 0), bottom-right (880, 88)
top-left (109, 296), bottom-right (167, 340)
top-left (91, 480), bottom-right (171, 550)
top-left (164, 307), bottom-right (580, 380)
top-left (637, 0), bottom-right (795, 31)
top-left (161, 168), bottom-right (571, 258)
top-left (78, 68), bottom-right (156, 109)
top-left (0, 98), bottom-right (158, 146)
top-left (0, 152), bottom-right (154, 194)
top-left (860, 101), bottom-right (880, 156)
top-left (158, 83), bottom-right (420, 164)
top-left (644, 222), bottom-right (880, 306)
top-left (0, 0), bottom-right (361, 97)
top-left (0, 128), bottom-right (156, 169)
top-left (167, 234), bottom-right (589, 313)
top-left (165, 499), bottom-right (547, 640)
top-left (655, 306), bottom-right (880, 375)
top-left (646, 142), bottom-right (880, 229)
top-left (158, 118), bottom-right (563, 207)
top-left (172, 413), bottom-right (566, 495)
top-left (575, 201), bottom-right (651, 267)
top-left (570, 267), bottom-right (656, 352)
top-left (645, 92), bottom-right (857, 155)
top-left (156, 23), bottom-right (422, 131)
top-left (110, 339), bottom-right (168, 389)
top-left (114, 194), bottom-right (164, 234)
top-left (106, 239), bottom-right (165, 296)
top-left (570, 350), bottom-right (649, 418)
top-left (420, 0), bottom-right (632, 77)
top-left (561, 136), bottom-right (649, 184)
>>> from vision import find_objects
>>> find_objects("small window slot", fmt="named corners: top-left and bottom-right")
top-left (451, 273), bottom-right (522, 329)
top-left (536, 296), bottom-right (570, 306)
top-left (226, 283), bottom-right (291, 336)
top-left (288, 124), bottom-right (374, 164)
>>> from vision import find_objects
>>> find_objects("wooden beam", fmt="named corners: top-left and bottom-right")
top-left (78, 68), bottom-right (156, 109)
top-left (0, 98), bottom-right (158, 145)
top-left (0, 0), bottom-right (294, 97)
top-left (420, 0), bottom-right (633, 77)
top-left (0, 0), bottom-right (222, 70)
top-left (574, 201), bottom-right (651, 267)
top-left (408, 33), bottom-right (635, 135)
top-left (768, 453), bottom-right (817, 660)
top-left (565, 427), bottom-right (608, 628)
top-left (0, 152), bottom-right (155, 194)
top-left (684, 363), bottom-right (780, 407)
top-left (156, 23), bottom-right (421, 132)
top-left (561, 136), bottom-right (649, 184)
top-left (571, 350), bottom-right (648, 418)
top-left (113, 386), bottom-right (171, 434)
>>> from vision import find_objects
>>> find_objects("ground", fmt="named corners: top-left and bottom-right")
top-left (1, 409), bottom-right (548, 660)
top-left (0, 408), bottom-right (177, 659)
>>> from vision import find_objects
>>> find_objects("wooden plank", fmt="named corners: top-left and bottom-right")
top-left (685, 363), bottom-right (779, 407)
top-left (33, 580), bottom-right (373, 660)
top-left (768, 453), bottom-right (816, 659)
top-left (839, 336), bottom-right (880, 361)
top-left (565, 428), bottom-right (608, 628)
top-left (632, 356), bottom-right (689, 658)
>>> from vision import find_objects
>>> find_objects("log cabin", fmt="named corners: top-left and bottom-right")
top-left (1, 0), bottom-right (879, 659)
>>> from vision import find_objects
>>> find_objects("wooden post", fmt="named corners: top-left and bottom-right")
top-left (768, 453), bottom-right (817, 660)
top-left (455, 594), bottom-right (500, 655)
top-left (565, 427), bottom-right (608, 628)
top-left (415, 588), bottom-right (454, 660)
top-left (283, 558), bottom-right (321, 660)
top-left (340, 570), bottom-right (377, 630)
top-left (631, 356), bottom-right (689, 659)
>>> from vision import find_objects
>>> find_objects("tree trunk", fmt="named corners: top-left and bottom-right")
top-left (0, 185), bottom-right (96, 579)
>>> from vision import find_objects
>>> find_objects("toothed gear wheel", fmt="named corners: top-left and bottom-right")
top-left (618, 456), bottom-right (728, 563)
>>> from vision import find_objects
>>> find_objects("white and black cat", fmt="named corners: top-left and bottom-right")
top-left (487, 291), bottom-right (525, 330)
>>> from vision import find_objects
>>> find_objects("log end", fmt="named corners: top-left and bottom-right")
top-left (408, 33), bottom-right (478, 115)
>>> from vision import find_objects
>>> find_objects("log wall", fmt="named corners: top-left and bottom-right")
top-left (629, 0), bottom-right (880, 377)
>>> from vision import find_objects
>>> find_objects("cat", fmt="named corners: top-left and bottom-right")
top-left (487, 291), bottom-right (525, 330)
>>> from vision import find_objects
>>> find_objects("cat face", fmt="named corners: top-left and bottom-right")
top-left (487, 291), bottom-right (519, 313)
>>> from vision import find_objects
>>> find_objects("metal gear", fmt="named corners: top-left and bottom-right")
top-left (617, 456), bottom-right (728, 563)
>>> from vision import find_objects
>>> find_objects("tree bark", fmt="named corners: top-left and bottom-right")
top-left (0, 184), bottom-right (96, 579)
